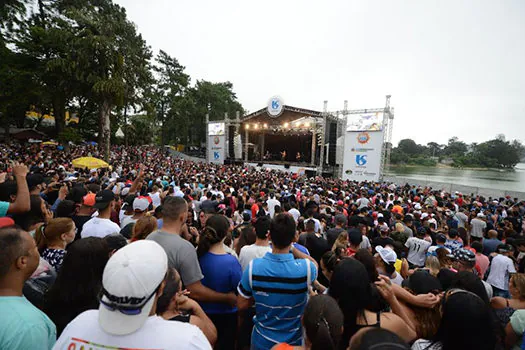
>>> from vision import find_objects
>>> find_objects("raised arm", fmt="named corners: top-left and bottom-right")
top-left (7, 163), bottom-right (30, 214)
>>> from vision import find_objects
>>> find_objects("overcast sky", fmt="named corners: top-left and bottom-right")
top-left (114, 0), bottom-right (524, 146)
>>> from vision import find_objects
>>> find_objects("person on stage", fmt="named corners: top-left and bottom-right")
top-left (280, 150), bottom-right (287, 161)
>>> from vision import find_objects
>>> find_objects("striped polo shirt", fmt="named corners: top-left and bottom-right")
top-left (237, 252), bottom-right (317, 350)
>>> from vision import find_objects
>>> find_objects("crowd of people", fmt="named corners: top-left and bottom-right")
top-left (1, 142), bottom-right (525, 350)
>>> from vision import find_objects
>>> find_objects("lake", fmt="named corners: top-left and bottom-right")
top-left (385, 163), bottom-right (525, 193)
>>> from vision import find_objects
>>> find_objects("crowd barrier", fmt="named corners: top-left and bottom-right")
top-left (383, 175), bottom-right (525, 200)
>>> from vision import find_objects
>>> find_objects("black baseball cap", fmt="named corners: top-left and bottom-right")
top-left (94, 190), bottom-right (115, 210)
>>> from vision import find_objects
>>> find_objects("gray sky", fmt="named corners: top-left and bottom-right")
top-left (114, 0), bottom-right (525, 146)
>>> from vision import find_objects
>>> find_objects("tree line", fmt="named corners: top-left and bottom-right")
top-left (0, 0), bottom-right (244, 158)
top-left (390, 135), bottom-right (525, 169)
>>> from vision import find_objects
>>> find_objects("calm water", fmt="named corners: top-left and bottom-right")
top-left (385, 163), bottom-right (525, 192)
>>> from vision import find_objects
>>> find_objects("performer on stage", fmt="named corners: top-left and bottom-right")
top-left (280, 150), bottom-right (287, 161)
top-left (296, 152), bottom-right (301, 162)
top-left (264, 150), bottom-right (271, 160)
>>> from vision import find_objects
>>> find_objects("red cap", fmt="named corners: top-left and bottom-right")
top-left (83, 193), bottom-right (96, 207)
top-left (0, 217), bottom-right (15, 228)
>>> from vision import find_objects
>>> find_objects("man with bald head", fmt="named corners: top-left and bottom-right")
top-left (0, 226), bottom-right (56, 349)
top-left (482, 229), bottom-right (502, 256)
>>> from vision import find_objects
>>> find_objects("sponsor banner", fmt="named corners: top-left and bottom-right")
top-left (346, 112), bottom-right (383, 132)
top-left (208, 122), bottom-right (225, 136)
top-left (342, 131), bottom-right (383, 182)
top-left (208, 134), bottom-right (225, 164)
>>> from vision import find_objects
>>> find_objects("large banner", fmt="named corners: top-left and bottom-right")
top-left (346, 112), bottom-right (384, 132)
top-left (208, 122), bottom-right (226, 164)
top-left (342, 130), bottom-right (383, 182)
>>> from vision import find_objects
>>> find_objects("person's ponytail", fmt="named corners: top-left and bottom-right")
top-left (197, 226), bottom-right (219, 257)
top-left (34, 224), bottom-right (48, 252)
top-left (311, 317), bottom-right (336, 350)
top-left (196, 214), bottom-right (230, 257)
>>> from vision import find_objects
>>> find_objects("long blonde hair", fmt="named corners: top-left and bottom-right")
top-left (34, 217), bottom-right (75, 251)
top-left (425, 256), bottom-right (441, 277)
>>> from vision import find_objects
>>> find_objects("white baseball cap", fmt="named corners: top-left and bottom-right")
top-left (375, 246), bottom-right (397, 264)
top-left (133, 197), bottom-right (150, 212)
top-left (98, 240), bottom-right (168, 335)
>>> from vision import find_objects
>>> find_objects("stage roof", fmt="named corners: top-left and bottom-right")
top-left (242, 105), bottom-right (340, 124)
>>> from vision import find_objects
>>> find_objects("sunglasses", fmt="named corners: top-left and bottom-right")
top-left (98, 283), bottom-right (161, 315)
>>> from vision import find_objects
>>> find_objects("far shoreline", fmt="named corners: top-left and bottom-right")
top-left (387, 164), bottom-right (516, 171)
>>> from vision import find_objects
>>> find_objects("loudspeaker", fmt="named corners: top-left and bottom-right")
top-left (305, 169), bottom-right (316, 178)
top-left (328, 122), bottom-right (337, 165)
top-left (228, 125), bottom-right (235, 158)
top-left (284, 164), bottom-right (290, 169)
top-left (257, 162), bottom-right (263, 167)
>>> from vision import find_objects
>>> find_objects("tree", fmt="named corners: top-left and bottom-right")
top-left (149, 50), bottom-right (190, 146)
top-left (444, 137), bottom-right (468, 157)
top-left (184, 80), bottom-right (244, 144)
top-left (426, 142), bottom-right (442, 157)
top-left (397, 139), bottom-right (419, 156)
top-left (59, 0), bottom-right (152, 160)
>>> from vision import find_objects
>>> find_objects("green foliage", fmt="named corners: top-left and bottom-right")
top-left (0, 0), bottom-right (244, 151)
top-left (57, 127), bottom-right (83, 143)
top-left (390, 136), bottom-right (524, 169)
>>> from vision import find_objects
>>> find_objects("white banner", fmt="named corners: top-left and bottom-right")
top-left (342, 131), bottom-right (383, 182)
top-left (346, 112), bottom-right (384, 132)
top-left (208, 135), bottom-right (226, 164)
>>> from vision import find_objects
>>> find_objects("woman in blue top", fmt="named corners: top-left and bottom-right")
top-left (197, 214), bottom-right (242, 350)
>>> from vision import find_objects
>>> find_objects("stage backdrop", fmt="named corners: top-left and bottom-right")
top-left (342, 129), bottom-right (383, 182)
top-left (208, 122), bottom-right (226, 164)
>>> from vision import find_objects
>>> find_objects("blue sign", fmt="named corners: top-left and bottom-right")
top-left (214, 151), bottom-right (220, 160)
top-left (271, 100), bottom-right (280, 109)
top-left (355, 154), bottom-right (367, 166)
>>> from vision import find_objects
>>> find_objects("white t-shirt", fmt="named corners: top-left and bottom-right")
top-left (487, 254), bottom-right (516, 290)
top-left (239, 244), bottom-right (272, 271)
top-left (288, 208), bottom-right (301, 223)
top-left (53, 310), bottom-right (211, 350)
top-left (149, 192), bottom-right (162, 208)
top-left (81, 217), bottom-right (120, 239)
top-left (120, 216), bottom-right (138, 229)
top-left (405, 237), bottom-right (432, 267)
top-left (359, 235), bottom-right (371, 250)
top-left (356, 197), bottom-right (370, 209)
top-left (266, 198), bottom-right (281, 218)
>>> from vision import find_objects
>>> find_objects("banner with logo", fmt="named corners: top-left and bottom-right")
top-left (342, 130), bottom-right (383, 182)
top-left (208, 122), bottom-right (226, 164)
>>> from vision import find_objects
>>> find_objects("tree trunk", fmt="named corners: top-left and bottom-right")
top-left (53, 96), bottom-right (66, 137)
top-left (98, 100), bottom-right (112, 162)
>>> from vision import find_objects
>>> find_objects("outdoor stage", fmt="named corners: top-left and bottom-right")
top-left (238, 99), bottom-right (343, 175)
top-left (208, 95), bottom-right (395, 181)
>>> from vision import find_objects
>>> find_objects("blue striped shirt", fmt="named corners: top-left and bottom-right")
top-left (237, 252), bottom-right (317, 350)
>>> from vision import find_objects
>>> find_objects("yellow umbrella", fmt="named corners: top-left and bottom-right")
top-left (42, 141), bottom-right (58, 146)
top-left (72, 157), bottom-right (109, 169)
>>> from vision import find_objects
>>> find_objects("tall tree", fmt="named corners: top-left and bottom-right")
top-left (150, 50), bottom-right (190, 146)
top-left (59, 0), bottom-right (152, 159)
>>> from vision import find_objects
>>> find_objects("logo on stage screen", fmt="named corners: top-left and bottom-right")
top-left (267, 96), bottom-right (284, 118)
top-left (213, 136), bottom-right (220, 145)
top-left (355, 154), bottom-right (367, 166)
top-left (213, 151), bottom-right (220, 160)
top-left (357, 132), bottom-right (370, 144)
